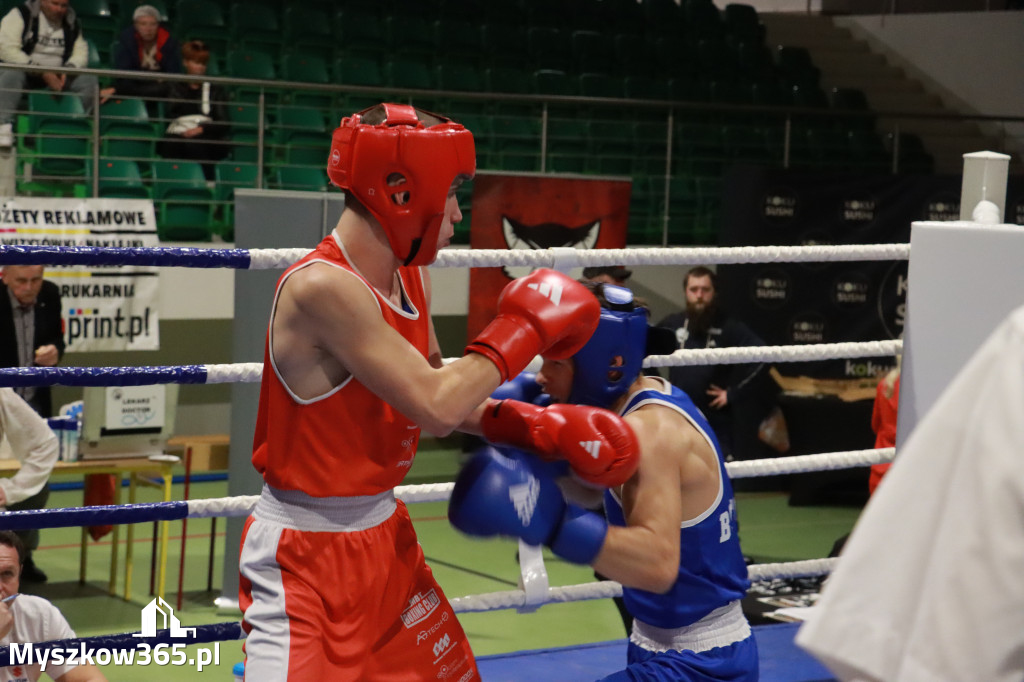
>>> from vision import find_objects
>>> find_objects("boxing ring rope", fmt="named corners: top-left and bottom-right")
top-left (0, 242), bottom-right (909, 269)
top-left (0, 446), bottom-right (896, 531)
top-left (0, 240), bottom-right (908, 661)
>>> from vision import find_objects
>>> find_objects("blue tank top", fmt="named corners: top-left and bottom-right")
top-left (605, 378), bottom-right (750, 629)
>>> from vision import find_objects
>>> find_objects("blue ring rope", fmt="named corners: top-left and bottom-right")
top-left (0, 365), bottom-right (209, 387)
top-left (0, 245), bottom-right (253, 269)
top-left (0, 501), bottom-right (189, 530)
top-left (0, 622), bottom-right (244, 666)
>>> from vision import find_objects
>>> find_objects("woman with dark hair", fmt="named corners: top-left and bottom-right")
top-left (157, 40), bottom-right (230, 179)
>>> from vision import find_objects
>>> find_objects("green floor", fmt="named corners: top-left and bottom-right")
top-left (19, 450), bottom-right (863, 680)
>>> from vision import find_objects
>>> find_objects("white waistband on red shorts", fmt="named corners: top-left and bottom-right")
top-left (253, 484), bottom-right (398, 532)
top-left (630, 600), bottom-right (750, 655)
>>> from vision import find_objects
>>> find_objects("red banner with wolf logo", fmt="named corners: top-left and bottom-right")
top-left (466, 172), bottom-right (632, 341)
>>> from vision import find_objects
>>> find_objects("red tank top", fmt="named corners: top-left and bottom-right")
top-left (251, 232), bottom-right (430, 497)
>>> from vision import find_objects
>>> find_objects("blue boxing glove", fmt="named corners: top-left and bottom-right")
top-left (491, 372), bottom-right (551, 407)
top-left (448, 447), bottom-right (607, 565)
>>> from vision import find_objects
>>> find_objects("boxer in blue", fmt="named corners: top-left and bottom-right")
top-left (451, 282), bottom-right (759, 681)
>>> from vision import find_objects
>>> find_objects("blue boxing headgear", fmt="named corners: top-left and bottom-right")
top-left (568, 284), bottom-right (649, 408)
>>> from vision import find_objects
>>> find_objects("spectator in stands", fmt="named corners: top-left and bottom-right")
top-left (0, 388), bottom-right (63, 584)
top-left (0, 265), bottom-right (65, 418)
top-left (0, 531), bottom-right (109, 679)
top-left (657, 266), bottom-right (780, 460)
top-left (157, 39), bottom-right (230, 180)
top-left (110, 4), bottom-right (182, 108)
top-left (0, 0), bottom-right (108, 147)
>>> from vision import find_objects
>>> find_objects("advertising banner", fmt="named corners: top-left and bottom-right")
top-left (0, 197), bottom-right (160, 351)
top-left (467, 172), bottom-right (632, 341)
top-left (716, 167), bottom-right (968, 380)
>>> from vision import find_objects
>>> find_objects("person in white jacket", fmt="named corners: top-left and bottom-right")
top-left (796, 304), bottom-right (1024, 682)
top-left (0, 387), bottom-right (59, 583)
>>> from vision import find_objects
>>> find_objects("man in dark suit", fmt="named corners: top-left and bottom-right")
top-left (0, 265), bottom-right (64, 582)
top-left (0, 265), bottom-right (65, 417)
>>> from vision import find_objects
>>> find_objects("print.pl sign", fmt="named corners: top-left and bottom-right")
top-left (0, 197), bottom-right (160, 351)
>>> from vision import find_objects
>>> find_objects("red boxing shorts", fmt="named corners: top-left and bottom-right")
top-left (239, 485), bottom-right (479, 681)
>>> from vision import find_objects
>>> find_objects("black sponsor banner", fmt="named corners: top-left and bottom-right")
top-left (717, 166), bottom-right (1023, 380)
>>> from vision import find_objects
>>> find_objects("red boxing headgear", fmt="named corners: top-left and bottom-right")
top-left (327, 103), bottom-right (476, 266)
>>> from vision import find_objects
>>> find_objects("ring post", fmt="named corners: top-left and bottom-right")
top-left (960, 151), bottom-right (1010, 223)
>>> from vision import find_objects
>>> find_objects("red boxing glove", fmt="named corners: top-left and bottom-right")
top-left (466, 269), bottom-right (600, 382)
top-left (481, 399), bottom-right (640, 487)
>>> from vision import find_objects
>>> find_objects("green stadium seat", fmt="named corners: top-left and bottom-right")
top-left (26, 92), bottom-right (92, 177)
top-left (435, 62), bottom-right (488, 117)
top-left (613, 34), bottom-right (651, 77)
top-left (571, 30), bottom-right (613, 75)
top-left (684, 0), bottom-right (725, 40)
top-left (99, 97), bottom-right (158, 170)
top-left (334, 9), bottom-right (387, 57)
top-left (273, 166), bottom-right (328, 192)
top-left (95, 159), bottom-right (150, 199)
top-left (776, 46), bottom-right (821, 89)
top-left (214, 161), bottom-right (259, 238)
top-left (227, 47), bottom-right (278, 105)
top-left (641, 0), bottom-right (683, 36)
top-left (282, 6), bottom-right (333, 52)
top-left (527, 26), bottom-right (572, 72)
top-left (599, 0), bottom-right (646, 35)
top-left (74, 0), bottom-right (116, 51)
top-left (151, 160), bottom-right (215, 241)
top-left (387, 15), bottom-right (436, 58)
top-left (273, 105), bottom-right (329, 166)
top-left (831, 87), bottom-right (876, 130)
top-left (280, 52), bottom-right (333, 108)
top-left (229, 2), bottom-right (281, 52)
top-left (176, 0), bottom-right (229, 53)
top-left (434, 19), bottom-right (485, 66)
top-left (481, 24), bottom-right (528, 69)
top-left (723, 3), bottom-right (766, 43)
top-left (890, 132), bottom-right (934, 175)
top-left (546, 116), bottom-right (590, 174)
top-left (492, 115), bottom-right (541, 172)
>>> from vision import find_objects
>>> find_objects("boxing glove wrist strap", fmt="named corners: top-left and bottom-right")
top-left (548, 505), bottom-right (608, 565)
top-left (466, 318), bottom-right (542, 383)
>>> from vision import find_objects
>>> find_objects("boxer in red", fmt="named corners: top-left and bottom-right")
top-left (238, 103), bottom-right (638, 680)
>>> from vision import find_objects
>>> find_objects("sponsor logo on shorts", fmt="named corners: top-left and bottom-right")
top-left (435, 654), bottom-right (472, 681)
top-left (432, 634), bottom-right (452, 659)
top-left (401, 589), bottom-right (441, 629)
top-left (417, 611), bottom-right (450, 645)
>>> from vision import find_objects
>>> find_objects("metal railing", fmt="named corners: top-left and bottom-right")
top-left (1, 62), bottom-right (1022, 244)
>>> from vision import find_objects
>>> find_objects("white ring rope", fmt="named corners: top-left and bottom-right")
top-left (10, 241), bottom-right (907, 626)
top-left (450, 558), bottom-right (839, 613)
top-left (246, 248), bottom-right (315, 270)
top-left (432, 244), bottom-right (910, 269)
top-left (184, 447), bottom-right (896, 518)
top-left (201, 362), bottom-right (265, 384)
top-left (644, 340), bottom-right (902, 368)
top-left (237, 243), bottom-right (910, 271)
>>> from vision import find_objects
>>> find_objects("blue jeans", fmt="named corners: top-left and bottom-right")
top-left (0, 69), bottom-right (99, 124)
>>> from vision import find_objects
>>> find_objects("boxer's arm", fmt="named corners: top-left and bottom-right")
top-left (281, 264), bottom-right (502, 437)
top-left (590, 409), bottom-right (700, 594)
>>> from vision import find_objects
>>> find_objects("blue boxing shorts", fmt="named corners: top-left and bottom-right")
top-left (597, 637), bottom-right (759, 681)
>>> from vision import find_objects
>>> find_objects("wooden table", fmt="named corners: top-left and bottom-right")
top-left (0, 456), bottom-right (179, 601)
